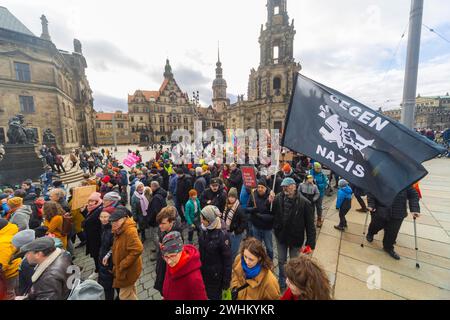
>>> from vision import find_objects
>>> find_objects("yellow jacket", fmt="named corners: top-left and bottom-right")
top-left (69, 199), bottom-right (84, 234)
top-left (0, 223), bottom-right (21, 279)
top-left (44, 215), bottom-right (67, 249)
top-left (230, 254), bottom-right (280, 300)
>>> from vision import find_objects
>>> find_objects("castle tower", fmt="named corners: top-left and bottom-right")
top-left (212, 45), bottom-right (229, 112)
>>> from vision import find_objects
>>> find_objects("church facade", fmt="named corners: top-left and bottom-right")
top-left (225, 0), bottom-right (301, 134)
top-left (0, 7), bottom-right (96, 152)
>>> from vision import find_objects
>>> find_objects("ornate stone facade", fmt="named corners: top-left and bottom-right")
top-left (225, 0), bottom-right (301, 133)
top-left (383, 94), bottom-right (450, 130)
top-left (0, 7), bottom-right (96, 152)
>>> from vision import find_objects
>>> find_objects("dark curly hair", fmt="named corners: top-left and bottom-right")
top-left (43, 201), bottom-right (65, 222)
top-left (239, 237), bottom-right (273, 271)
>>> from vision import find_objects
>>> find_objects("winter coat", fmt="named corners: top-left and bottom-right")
top-left (198, 226), bottom-right (232, 299)
top-left (200, 186), bottom-right (227, 212)
top-left (194, 176), bottom-right (207, 196)
top-left (0, 223), bottom-right (20, 279)
top-left (68, 198), bottom-right (84, 234)
top-left (158, 169), bottom-right (170, 191)
top-left (112, 218), bottom-right (143, 288)
top-left (299, 182), bottom-right (320, 203)
top-left (44, 215), bottom-right (67, 249)
top-left (98, 223), bottom-right (114, 290)
top-left (9, 205), bottom-right (32, 231)
top-left (175, 174), bottom-right (193, 207)
top-left (221, 204), bottom-right (247, 235)
top-left (147, 187), bottom-right (168, 227)
top-left (82, 204), bottom-right (103, 258)
top-left (367, 186), bottom-right (420, 220)
top-left (309, 169), bottom-right (329, 197)
top-left (25, 248), bottom-right (72, 300)
top-left (131, 193), bottom-right (145, 219)
top-left (239, 187), bottom-right (251, 209)
top-left (184, 198), bottom-right (201, 226)
top-left (229, 168), bottom-right (243, 194)
top-left (246, 189), bottom-right (274, 230)
top-left (230, 255), bottom-right (280, 300)
top-left (18, 258), bottom-right (35, 296)
top-left (272, 193), bottom-right (316, 249)
top-left (336, 186), bottom-right (353, 209)
top-left (154, 219), bottom-right (183, 295)
top-left (162, 244), bottom-right (208, 300)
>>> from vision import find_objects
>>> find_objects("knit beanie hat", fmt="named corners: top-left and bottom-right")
top-left (102, 176), bottom-right (111, 184)
top-left (228, 187), bottom-right (238, 199)
top-left (7, 197), bottom-right (23, 208)
top-left (161, 231), bottom-right (183, 256)
top-left (282, 163), bottom-right (291, 173)
top-left (201, 205), bottom-right (221, 223)
top-left (314, 162), bottom-right (322, 169)
top-left (12, 229), bottom-right (36, 249)
top-left (257, 179), bottom-right (268, 188)
top-left (103, 192), bottom-right (121, 202)
top-left (0, 218), bottom-right (8, 230)
top-left (338, 179), bottom-right (349, 188)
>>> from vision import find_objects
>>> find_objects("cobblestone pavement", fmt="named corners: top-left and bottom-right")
top-left (73, 196), bottom-right (335, 300)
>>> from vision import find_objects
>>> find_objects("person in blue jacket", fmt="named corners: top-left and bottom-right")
top-left (334, 179), bottom-right (353, 231)
top-left (309, 162), bottom-right (329, 228)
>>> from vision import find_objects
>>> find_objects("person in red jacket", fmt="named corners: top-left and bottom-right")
top-left (280, 255), bottom-right (332, 300)
top-left (161, 231), bottom-right (207, 300)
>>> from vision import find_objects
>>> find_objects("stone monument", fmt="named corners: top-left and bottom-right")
top-left (0, 114), bottom-right (44, 186)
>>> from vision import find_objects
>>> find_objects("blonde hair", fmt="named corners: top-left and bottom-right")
top-left (49, 188), bottom-right (66, 200)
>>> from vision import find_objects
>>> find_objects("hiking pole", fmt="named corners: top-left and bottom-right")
top-left (360, 209), bottom-right (370, 248)
top-left (413, 216), bottom-right (420, 269)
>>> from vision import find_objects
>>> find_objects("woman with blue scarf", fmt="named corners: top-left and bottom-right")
top-left (230, 237), bottom-right (280, 300)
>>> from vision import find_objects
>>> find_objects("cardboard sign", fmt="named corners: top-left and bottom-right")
top-left (71, 185), bottom-right (97, 210)
top-left (241, 166), bottom-right (257, 188)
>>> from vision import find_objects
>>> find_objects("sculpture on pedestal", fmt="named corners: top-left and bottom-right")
top-left (6, 114), bottom-right (37, 144)
top-left (43, 128), bottom-right (57, 145)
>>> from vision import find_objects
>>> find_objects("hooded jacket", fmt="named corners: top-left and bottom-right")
top-left (175, 174), bottom-right (193, 207)
top-left (112, 218), bottom-right (143, 288)
top-left (309, 169), bottom-right (329, 197)
top-left (336, 185), bottom-right (353, 209)
top-left (9, 205), bottom-right (32, 231)
top-left (162, 244), bottom-right (208, 300)
top-left (228, 168), bottom-right (243, 194)
top-left (0, 223), bottom-right (20, 279)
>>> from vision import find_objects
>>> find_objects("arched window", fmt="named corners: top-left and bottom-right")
top-left (273, 77), bottom-right (281, 90)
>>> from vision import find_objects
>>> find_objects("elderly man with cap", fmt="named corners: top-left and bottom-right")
top-left (200, 177), bottom-right (227, 213)
top-left (246, 179), bottom-right (275, 260)
top-left (271, 177), bottom-right (316, 292)
top-left (309, 162), bottom-right (329, 228)
top-left (161, 231), bottom-right (208, 300)
top-left (17, 237), bottom-right (72, 300)
top-left (7, 197), bottom-right (31, 231)
top-left (110, 207), bottom-right (143, 300)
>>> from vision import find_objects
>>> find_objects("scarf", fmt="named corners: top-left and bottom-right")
top-left (32, 248), bottom-right (62, 283)
top-left (241, 256), bottom-right (262, 279)
top-left (223, 200), bottom-right (240, 231)
top-left (201, 216), bottom-right (221, 231)
top-left (87, 200), bottom-right (102, 213)
top-left (134, 190), bottom-right (149, 216)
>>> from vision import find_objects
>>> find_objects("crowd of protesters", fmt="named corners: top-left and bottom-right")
top-left (0, 143), bottom-right (424, 301)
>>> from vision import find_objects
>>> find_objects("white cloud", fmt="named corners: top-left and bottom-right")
top-left (2, 0), bottom-right (449, 111)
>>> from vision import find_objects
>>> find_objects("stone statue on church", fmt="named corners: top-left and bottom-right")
top-left (6, 114), bottom-right (37, 144)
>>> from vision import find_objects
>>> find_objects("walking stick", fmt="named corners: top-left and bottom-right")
top-left (360, 209), bottom-right (370, 248)
top-left (413, 217), bottom-right (420, 269)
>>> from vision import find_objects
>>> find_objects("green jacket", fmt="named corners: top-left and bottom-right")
top-left (184, 198), bottom-right (201, 226)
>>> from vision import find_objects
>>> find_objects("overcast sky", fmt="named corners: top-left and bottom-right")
top-left (3, 0), bottom-right (450, 112)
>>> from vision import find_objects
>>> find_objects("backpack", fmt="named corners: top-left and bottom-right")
top-left (67, 279), bottom-right (105, 300)
top-left (61, 212), bottom-right (73, 236)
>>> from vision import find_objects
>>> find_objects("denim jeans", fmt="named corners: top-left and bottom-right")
top-left (276, 238), bottom-right (300, 290)
top-left (230, 232), bottom-right (243, 261)
top-left (314, 195), bottom-right (324, 218)
top-left (252, 226), bottom-right (273, 260)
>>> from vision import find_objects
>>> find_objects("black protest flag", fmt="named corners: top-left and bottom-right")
top-left (282, 73), bottom-right (445, 206)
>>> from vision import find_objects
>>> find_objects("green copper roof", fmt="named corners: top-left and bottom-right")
top-left (0, 6), bottom-right (35, 36)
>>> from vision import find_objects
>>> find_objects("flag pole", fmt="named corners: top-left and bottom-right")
top-left (400, 0), bottom-right (424, 129)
